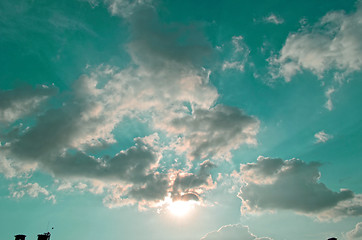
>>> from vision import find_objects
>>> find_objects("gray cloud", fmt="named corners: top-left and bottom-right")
top-left (0, 85), bottom-right (57, 123)
top-left (347, 222), bottom-right (362, 239)
top-left (4, 78), bottom-right (114, 161)
top-left (128, 6), bottom-right (213, 72)
top-left (201, 224), bottom-right (272, 240)
top-left (169, 105), bottom-right (259, 160)
top-left (316, 194), bottom-right (362, 221)
top-left (43, 134), bottom-right (169, 202)
top-left (0, 82), bottom-right (169, 202)
top-left (238, 156), bottom-right (355, 216)
top-left (171, 160), bottom-right (216, 200)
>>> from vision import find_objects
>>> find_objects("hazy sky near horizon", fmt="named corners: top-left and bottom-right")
top-left (0, 0), bottom-right (362, 239)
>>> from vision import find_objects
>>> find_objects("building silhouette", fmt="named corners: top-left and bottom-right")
top-left (14, 232), bottom-right (50, 240)
top-left (15, 235), bottom-right (26, 240)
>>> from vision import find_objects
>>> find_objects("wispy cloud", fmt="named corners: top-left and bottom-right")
top-left (263, 13), bottom-right (284, 24)
top-left (222, 36), bottom-right (250, 72)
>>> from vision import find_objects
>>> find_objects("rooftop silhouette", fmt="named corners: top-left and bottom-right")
top-left (14, 232), bottom-right (50, 240)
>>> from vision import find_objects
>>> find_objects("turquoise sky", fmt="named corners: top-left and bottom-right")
top-left (1, 0), bottom-right (362, 240)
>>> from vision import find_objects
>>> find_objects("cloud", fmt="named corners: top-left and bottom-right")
top-left (164, 105), bottom-right (259, 161)
top-left (0, 85), bottom-right (57, 123)
top-left (46, 134), bottom-right (169, 201)
top-left (171, 160), bottom-right (216, 200)
top-left (0, 0), bottom-right (257, 210)
top-left (237, 156), bottom-right (359, 219)
top-left (201, 224), bottom-right (272, 240)
top-left (347, 222), bottom-right (362, 239)
top-left (128, 6), bottom-right (213, 71)
top-left (324, 87), bottom-right (336, 111)
top-left (316, 194), bottom-right (362, 221)
top-left (263, 14), bottom-right (284, 24)
top-left (8, 181), bottom-right (56, 203)
top-left (270, 2), bottom-right (362, 82)
top-left (0, 154), bottom-right (36, 178)
top-left (315, 130), bottom-right (333, 143)
top-left (222, 36), bottom-right (250, 72)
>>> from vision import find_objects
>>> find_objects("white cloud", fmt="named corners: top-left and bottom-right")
top-left (270, 2), bottom-right (362, 82)
top-left (56, 182), bottom-right (73, 191)
top-left (0, 154), bottom-right (36, 178)
top-left (8, 182), bottom-right (55, 203)
top-left (201, 224), bottom-right (272, 240)
top-left (222, 61), bottom-right (246, 72)
top-left (263, 14), bottom-right (284, 24)
top-left (237, 156), bottom-right (360, 220)
top-left (75, 182), bottom-right (88, 190)
top-left (315, 130), bottom-right (333, 143)
top-left (346, 222), bottom-right (362, 239)
top-left (56, 181), bottom-right (88, 192)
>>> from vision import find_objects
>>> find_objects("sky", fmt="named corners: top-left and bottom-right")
top-left (0, 0), bottom-right (362, 239)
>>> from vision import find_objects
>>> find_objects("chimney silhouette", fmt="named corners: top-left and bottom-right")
top-left (14, 235), bottom-right (26, 240)
top-left (37, 232), bottom-right (51, 240)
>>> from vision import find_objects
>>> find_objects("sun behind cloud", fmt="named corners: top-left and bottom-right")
top-left (168, 200), bottom-right (199, 217)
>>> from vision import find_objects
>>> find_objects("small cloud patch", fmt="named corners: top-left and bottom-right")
top-left (315, 130), bottom-right (333, 143)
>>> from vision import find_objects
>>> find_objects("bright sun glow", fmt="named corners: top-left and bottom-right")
top-left (168, 200), bottom-right (198, 217)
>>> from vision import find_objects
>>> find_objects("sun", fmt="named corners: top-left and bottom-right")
top-left (168, 200), bottom-right (199, 217)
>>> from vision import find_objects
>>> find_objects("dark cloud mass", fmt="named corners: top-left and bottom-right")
top-left (238, 156), bottom-right (355, 214)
